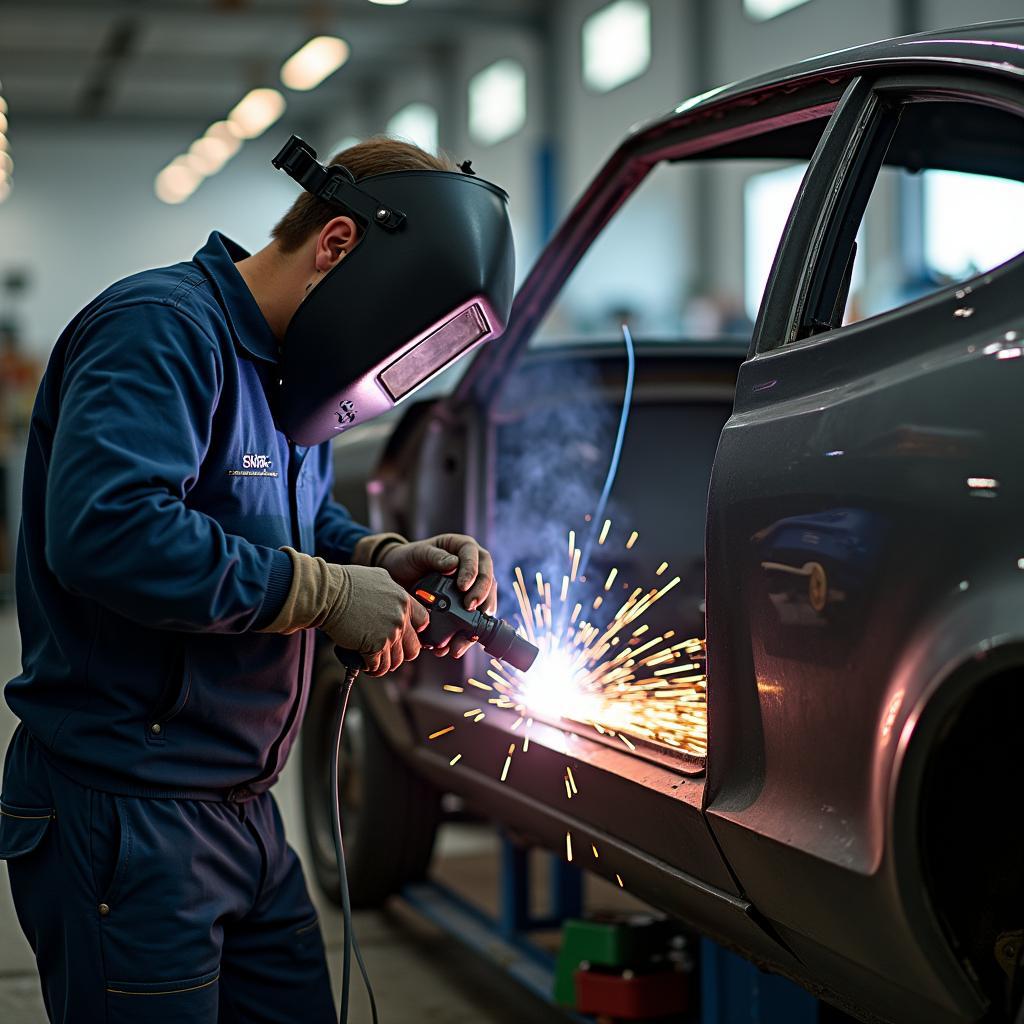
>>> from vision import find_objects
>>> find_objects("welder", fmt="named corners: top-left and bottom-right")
top-left (0, 134), bottom-right (514, 1022)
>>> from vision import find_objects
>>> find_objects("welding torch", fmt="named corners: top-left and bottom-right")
top-left (329, 574), bottom-right (538, 1023)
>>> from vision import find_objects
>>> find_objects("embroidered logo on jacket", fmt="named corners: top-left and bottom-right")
top-left (228, 453), bottom-right (279, 478)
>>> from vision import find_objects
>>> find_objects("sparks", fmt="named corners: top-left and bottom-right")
top-left (437, 521), bottom-right (708, 882)
top-left (496, 535), bottom-right (707, 756)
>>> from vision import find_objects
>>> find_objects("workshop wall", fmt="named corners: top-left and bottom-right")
top-left (448, 28), bottom-right (546, 282)
top-left (3, 0), bottom-right (1022, 357)
top-left (0, 127), bottom-right (296, 354)
top-left (707, 0), bottom-right (901, 88)
top-left (548, 0), bottom-right (698, 339)
top-left (922, 0), bottom-right (1023, 26)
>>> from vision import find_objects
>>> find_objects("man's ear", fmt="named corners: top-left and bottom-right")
top-left (314, 215), bottom-right (360, 273)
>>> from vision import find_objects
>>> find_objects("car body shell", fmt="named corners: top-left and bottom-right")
top-left (323, 20), bottom-right (1024, 1024)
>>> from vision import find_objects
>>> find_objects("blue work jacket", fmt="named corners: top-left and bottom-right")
top-left (5, 233), bottom-right (370, 800)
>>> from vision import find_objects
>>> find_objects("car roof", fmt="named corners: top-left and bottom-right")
top-left (634, 19), bottom-right (1024, 136)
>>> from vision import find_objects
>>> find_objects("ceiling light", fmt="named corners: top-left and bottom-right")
top-left (0, 97), bottom-right (7, 115)
top-left (469, 59), bottom-right (527, 146)
top-left (207, 119), bottom-right (244, 143)
top-left (0, 112), bottom-right (7, 135)
top-left (228, 88), bottom-right (286, 140)
top-left (189, 135), bottom-right (236, 175)
top-left (0, 133), bottom-right (7, 152)
top-left (202, 125), bottom-right (242, 160)
top-left (368, 1), bottom-right (410, 5)
top-left (155, 160), bottom-right (202, 205)
top-left (0, 152), bottom-right (12, 175)
top-left (281, 35), bottom-right (350, 91)
top-left (0, 179), bottom-right (10, 203)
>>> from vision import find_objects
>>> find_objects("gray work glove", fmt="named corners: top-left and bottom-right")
top-left (352, 532), bottom-right (497, 659)
top-left (259, 546), bottom-right (427, 677)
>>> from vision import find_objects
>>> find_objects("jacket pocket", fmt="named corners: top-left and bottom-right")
top-left (0, 800), bottom-right (54, 860)
top-left (147, 647), bottom-right (192, 744)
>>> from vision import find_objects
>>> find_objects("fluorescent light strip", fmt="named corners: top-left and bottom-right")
top-left (228, 87), bottom-right (286, 140)
top-left (281, 36), bottom-right (349, 91)
top-left (0, 95), bottom-right (10, 202)
top-left (155, 90), bottom-right (284, 205)
top-left (155, 160), bottom-right (202, 205)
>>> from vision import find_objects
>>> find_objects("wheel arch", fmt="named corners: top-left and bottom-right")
top-left (885, 585), bottom-right (1024, 1017)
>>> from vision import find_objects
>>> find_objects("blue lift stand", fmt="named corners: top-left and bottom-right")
top-left (700, 940), bottom-right (821, 1024)
top-left (402, 830), bottom-right (837, 1023)
top-left (401, 832), bottom-right (589, 1021)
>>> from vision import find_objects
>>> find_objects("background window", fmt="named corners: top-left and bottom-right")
top-left (923, 170), bottom-right (1024, 280)
top-left (386, 102), bottom-right (439, 154)
top-left (743, 163), bottom-right (807, 321)
top-left (582, 0), bottom-right (651, 93)
top-left (744, 0), bottom-right (813, 21)
top-left (790, 99), bottom-right (1024, 340)
top-left (469, 59), bottom-right (527, 146)
top-left (744, 162), bottom-right (864, 323)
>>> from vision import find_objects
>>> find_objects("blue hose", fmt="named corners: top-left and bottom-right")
top-left (576, 323), bottom-right (636, 584)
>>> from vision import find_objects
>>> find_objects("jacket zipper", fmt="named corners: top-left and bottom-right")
top-left (241, 440), bottom-right (307, 793)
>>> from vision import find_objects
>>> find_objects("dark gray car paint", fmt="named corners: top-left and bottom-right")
top-left (320, 20), bottom-right (1024, 1024)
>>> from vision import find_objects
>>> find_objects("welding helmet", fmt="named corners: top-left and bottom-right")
top-left (271, 135), bottom-right (515, 445)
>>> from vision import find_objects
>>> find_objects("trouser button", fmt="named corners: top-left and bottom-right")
top-left (98, 903), bottom-right (110, 916)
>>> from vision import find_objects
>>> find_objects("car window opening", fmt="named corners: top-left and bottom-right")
top-left (798, 96), bottom-right (1024, 340)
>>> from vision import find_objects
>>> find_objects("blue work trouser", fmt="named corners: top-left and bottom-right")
top-left (0, 725), bottom-right (337, 1023)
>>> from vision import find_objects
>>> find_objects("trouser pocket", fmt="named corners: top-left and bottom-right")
top-left (91, 794), bottom-right (131, 910)
top-left (0, 801), bottom-right (54, 860)
top-left (106, 967), bottom-right (220, 1024)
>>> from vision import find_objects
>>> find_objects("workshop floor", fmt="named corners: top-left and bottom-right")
top-left (0, 605), bottom-right (642, 1023)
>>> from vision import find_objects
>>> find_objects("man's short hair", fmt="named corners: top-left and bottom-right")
top-left (271, 136), bottom-right (456, 252)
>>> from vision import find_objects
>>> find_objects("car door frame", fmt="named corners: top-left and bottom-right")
top-left (387, 73), bottom-right (853, 972)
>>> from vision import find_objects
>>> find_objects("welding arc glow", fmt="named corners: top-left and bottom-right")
top-left (575, 323), bottom-right (636, 587)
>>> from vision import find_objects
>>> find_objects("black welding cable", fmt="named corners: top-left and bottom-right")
top-left (330, 655), bottom-right (379, 1024)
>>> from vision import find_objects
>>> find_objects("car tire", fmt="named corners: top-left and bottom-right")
top-left (301, 643), bottom-right (442, 909)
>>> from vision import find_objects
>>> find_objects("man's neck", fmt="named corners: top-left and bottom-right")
top-left (234, 244), bottom-right (305, 342)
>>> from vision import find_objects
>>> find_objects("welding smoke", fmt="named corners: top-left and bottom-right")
top-left (490, 350), bottom-right (635, 622)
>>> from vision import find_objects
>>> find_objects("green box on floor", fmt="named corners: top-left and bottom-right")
top-left (554, 918), bottom-right (638, 1006)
